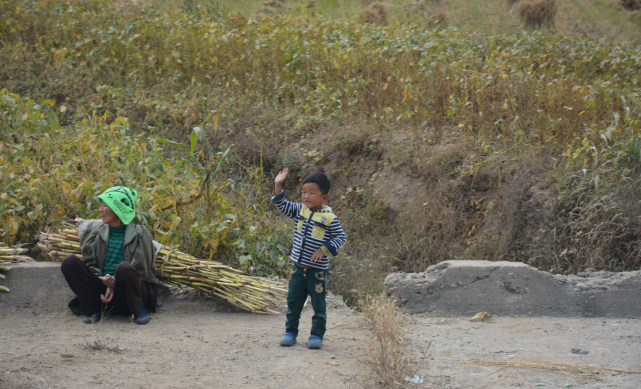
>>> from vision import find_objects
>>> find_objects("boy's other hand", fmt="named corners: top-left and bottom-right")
top-left (275, 168), bottom-right (289, 184)
top-left (310, 248), bottom-right (324, 262)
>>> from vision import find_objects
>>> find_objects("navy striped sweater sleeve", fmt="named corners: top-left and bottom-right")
top-left (270, 190), bottom-right (302, 219)
top-left (323, 218), bottom-right (347, 256)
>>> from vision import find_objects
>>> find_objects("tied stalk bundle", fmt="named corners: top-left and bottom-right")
top-left (156, 246), bottom-right (287, 314)
top-left (38, 223), bottom-right (83, 261)
top-left (0, 242), bottom-right (33, 292)
top-left (39, 226), bottom-right (288, 314)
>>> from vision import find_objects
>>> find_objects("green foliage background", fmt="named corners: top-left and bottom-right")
top-left (1, 0), bottom-right (641, 303)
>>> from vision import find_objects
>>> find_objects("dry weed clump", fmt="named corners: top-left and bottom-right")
top-left (362, 296), bottom-right (412, 388)
top-left (360, 2), bottom-right (391, 25)
top-left (517, 0), bottom-right (558, 30)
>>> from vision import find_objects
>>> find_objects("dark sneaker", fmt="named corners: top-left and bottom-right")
top-left (134, 303), bottom-right (150, 325)
top-left (308, 335), bottom-right (322, 349)
top-left (279, 332), bottom-right (297, 346)
top-left (83, 309), bottom-right (101, 324)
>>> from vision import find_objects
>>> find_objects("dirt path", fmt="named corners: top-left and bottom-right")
top-left (2, 290), bottom-right (641, 389)
top-left (0, 293), bottom-right (369, 389)
top-left (406, 315), bottom-right (641, 388)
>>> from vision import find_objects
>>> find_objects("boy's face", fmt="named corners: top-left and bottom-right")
top-left (302, 182), bottom-right (328, 211)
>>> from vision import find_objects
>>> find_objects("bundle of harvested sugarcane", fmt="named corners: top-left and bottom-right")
top-left (38, 224), bottom-right (82, 260)
top-left (0, 242), bottom-right (33, 292)
top-left (0, 242), bottom-right (33, 264)
top-left (156, 246), bottom-right (287, 314)
top-left (39, 226), bottom-right (288, 313)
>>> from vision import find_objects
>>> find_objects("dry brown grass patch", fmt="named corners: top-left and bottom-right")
top-left (362, 295), bottom-right (412, 388)
top-left (517, 0), bottom-right (558, 30)
top-left (360, 2), bottom-right (391, 25)
top-left (432, 357), bottom-right (641, 378)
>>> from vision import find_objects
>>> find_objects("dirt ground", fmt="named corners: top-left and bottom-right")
top-left (2, 291), bottom-right (641, 389)
top-left (407, 315), bottom-right (641, 389)
top-left (0, 291), bottom-right (367, 389)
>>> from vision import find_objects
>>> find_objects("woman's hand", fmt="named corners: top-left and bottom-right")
top-left (100, 286), bottom-right (114, 303)
top-left (274, 168), bottom-right (289, 194)
top-left (99, 274), bottom-right (115, 288)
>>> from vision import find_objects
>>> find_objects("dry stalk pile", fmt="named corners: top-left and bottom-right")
top-left (517, 0), bottom-right (557, 30)
top-left (0, 242), bottom-right (34, 292)
top-left (39, 226), bottom-right (287, 313)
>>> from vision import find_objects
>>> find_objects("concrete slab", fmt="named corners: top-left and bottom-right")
top-left (384, 260), bottom-right (641, 317)
top-left (0, 262), bottom-right (234, 315)
top-left (0, 262), bottom-right (74, 314)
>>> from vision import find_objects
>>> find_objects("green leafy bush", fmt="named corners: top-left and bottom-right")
top-left (0, 90), bottom-right (289, 277)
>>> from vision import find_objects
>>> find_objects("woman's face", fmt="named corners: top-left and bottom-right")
top-left (99, 202), bottom-right (123, 227)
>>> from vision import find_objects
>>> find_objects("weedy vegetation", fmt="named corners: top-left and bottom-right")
top-left (1, 0), bottom-right (641, 303)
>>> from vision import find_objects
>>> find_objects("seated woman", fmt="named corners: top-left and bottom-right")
top-left (61, 186), bottom-right (157, 324)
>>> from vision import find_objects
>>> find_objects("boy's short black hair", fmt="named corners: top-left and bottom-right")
top-left (303, 172), bottom-right (331, 195)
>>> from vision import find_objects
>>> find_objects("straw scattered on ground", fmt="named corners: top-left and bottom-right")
top-left (431, 357), bottom-right (641, 378)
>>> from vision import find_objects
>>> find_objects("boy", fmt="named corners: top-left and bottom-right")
top-left (272, 169), bottom-right (347, 349)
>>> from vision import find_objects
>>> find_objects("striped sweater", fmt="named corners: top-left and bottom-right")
top-left (271, 191), bottom-right (347, 271)
top-left (102, 225), bottom-right (126, 275)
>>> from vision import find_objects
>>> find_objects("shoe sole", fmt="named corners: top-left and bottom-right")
top-left (280, 336), bottom-right (296, 346)
top-left (134, 316), bottom-right (150, 325)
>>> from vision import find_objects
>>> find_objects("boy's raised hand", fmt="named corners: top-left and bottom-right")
top-left (274, 168), bottom-right (289, 194)
top-left (275, 168), bottom-right (289, 184)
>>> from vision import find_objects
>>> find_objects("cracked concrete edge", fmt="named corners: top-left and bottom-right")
top-left (384, 260), bottom-right (641, 317)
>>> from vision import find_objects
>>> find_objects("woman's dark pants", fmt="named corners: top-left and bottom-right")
top-left (61, 255), bottom-right (148, 317)
top-left (285, 264), bottom-right (328, 339)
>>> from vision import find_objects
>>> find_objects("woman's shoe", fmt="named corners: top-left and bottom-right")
top-left (82, 309), bottom-right (101, 324)
top-left (134, 303), bottom-right (150, 325)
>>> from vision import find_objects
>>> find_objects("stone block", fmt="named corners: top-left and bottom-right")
top-left (384, 260), bottom-right (641, 317)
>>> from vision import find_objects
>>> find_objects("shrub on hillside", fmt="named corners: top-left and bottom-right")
top-left (0, 91), bottom-right (289, 277)
top-left (359, 2), bottom-right (390, 25)
top-left (620, 0), bottom-right (641, 10)
top-left (517, 0), bottom-right (557, 30)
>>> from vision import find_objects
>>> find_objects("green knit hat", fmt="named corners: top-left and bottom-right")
top-left (98, 186), bottom-right (137, 225)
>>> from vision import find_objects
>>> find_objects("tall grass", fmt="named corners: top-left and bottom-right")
top-left (1, 0), bottom-right (639, 156)
top-left (152, 0), bottom-right (641, 43)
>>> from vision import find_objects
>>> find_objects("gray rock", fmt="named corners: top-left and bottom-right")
top-left (384, 260), bottom-right (641, 317)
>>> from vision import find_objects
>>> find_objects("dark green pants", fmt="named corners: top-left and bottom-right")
top-left (285, 264), bottom-right (328, 339)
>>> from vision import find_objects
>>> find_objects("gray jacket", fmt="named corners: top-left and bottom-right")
top-left (81, 223), bottom-right (158, 284)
